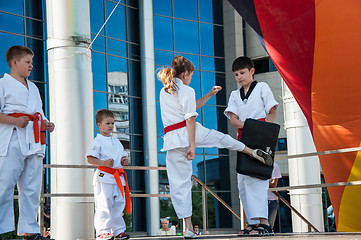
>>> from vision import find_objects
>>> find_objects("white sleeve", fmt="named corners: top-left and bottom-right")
top-left (261, 83), bottom-right (279, 114)
top-left (224, 91), bottom-right (239, 119)
top-left (86, 139), bottom-right (101, 159)
top-left (179, 87), bottom-right (198, 120)
top-left (271, 163), bottom-right (282, 179)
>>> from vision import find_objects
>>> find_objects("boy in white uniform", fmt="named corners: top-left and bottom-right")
top-left (224, 56), bottom-right (278, 236)
top-left (0, 45), bottom-right (55, 240)
top-left (158, 55), bottom-right (272, 239)
top-left (86, 109), bottom-right (131, 240)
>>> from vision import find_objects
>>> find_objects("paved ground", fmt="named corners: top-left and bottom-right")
top-left (130, 232), bottom-right (361, 240)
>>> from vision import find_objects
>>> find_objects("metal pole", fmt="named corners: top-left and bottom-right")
top-left (202, 186), bottom-right (207, 234)
top-left (282, 82), bottom-right (324, 232)
top-left (46, 0), bottom-right (94, 239)
top-left (139, 0), bottom-right (159, 236)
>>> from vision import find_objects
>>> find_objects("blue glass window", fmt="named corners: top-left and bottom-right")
top-left (0, 12), bottom-right (24, 35)
top-left (0, 0), bottom-right (23, 15)
top-left (199, 0), bottom-right (213, 23)
top-left (174, 19), bottom-right (199, 54)
top-left (107, 55), bottom-right (127, 73)
top-left (92, 52), bottom-right (107, 92)
top-left (91, 34), bottom-right (106, 53)
top-left (153, 0), bottom-right (172, 16)
top-left (201, 71), bottom-right (216, 104)
top-left (201, 56), bottom-right (215, 72)
top-left (105, 1), bottom-right (126, 41)
top-left (200, 23), bottom-right (214, 56)
top-left (173, 0), bottom-right (198, 21)
top-left (90, 0), bottom-right (105, 35)
top-left (154, 15), bottom-right (173, 51)
top-left (107, 38), bottom-right (127, 58)
top-left (155, 50), bottom-right (174, 66)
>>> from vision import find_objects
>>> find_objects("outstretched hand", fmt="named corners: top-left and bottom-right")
top-left (209, 86), bottom-right (222, 96)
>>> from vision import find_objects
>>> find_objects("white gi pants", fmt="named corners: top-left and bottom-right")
top-left (0, 131), bottom-right (43, 235)
top-left (166, 128), bottom-right (245, 219)
top-left (238, 173), bottom-right (268, 225)
top-left (94, 182), bottom-right (126, 237)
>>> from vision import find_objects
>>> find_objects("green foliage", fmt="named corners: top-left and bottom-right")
top-left (124, 212), bottom-right (132, 232)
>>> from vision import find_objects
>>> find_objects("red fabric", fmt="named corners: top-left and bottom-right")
top-left (164, 120), bottom-right (187, 134)
top-left (97, 166), bottom-right (131, 214)
top-left (237, 118), bottom-right (265, 141)
top-left (8, 112), bottom-right (46, 145)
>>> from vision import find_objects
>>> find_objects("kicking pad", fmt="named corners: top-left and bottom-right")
top-left (237, 118), bottom-right (280, 180)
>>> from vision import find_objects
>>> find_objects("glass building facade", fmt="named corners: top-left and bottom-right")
top-left (153, 0), bottom-right (233, 228)
top-left (0, 0), bottom-right (279, 234)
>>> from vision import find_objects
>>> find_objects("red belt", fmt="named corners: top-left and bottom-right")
top-left (97, 166), bottom-right (131, 214)
top-left (238, 118), bottom-right (265, 141)
top-left (164, 120), bottom-right (186, 134)
top-left (8, 112), bottom-right (46, 145)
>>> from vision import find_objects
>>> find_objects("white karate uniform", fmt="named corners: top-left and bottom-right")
top-left (0, 73), bottom-right (47, 235)
top-left (160, 78), bottom-right (245, 219)
top-left (86, 134), bottom-right (127, 237)
top-left (224, 81), bottom-right (279, 225)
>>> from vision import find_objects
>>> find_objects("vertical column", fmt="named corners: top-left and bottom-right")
top-left (46, 0), bottom-right (94, 239)
top-left (283, 82), bottom-right (324, 232)
top-left (222, 0), bottom-right (244, 230)
top-left (139, 0), bottom-right (160, 236)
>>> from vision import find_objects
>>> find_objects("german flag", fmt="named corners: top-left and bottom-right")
top-left (228, 0), bottom-right (361, 231)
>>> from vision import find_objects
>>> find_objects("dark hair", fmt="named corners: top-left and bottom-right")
top-left (172, 220), bottom-right (178, 226)
top-left (95, 109), bottom-right (114, 124)
top-left (232, 56), bottom-right (254, 72)
top-left (6, 45), bottom-right (34, 68)
top-left (157, 55), bottom-right (195, 94)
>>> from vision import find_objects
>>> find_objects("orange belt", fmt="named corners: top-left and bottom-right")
top-left (8, 112), bottom-right (46, 145)
top-left (238, 118), bottom-right (266, 141)
top-left (97, 166), bottom-right (131, 214)
top-left (164, 120), bottom-right (187, 134)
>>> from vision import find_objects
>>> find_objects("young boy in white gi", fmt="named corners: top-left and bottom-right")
top-left (86, 109), bottom-right (131, 240)
top-left (0, 45), bottom-right (55, 240)
top-left (224, 56), bottom-right (278, 236)
top-left (158, 55), bottom-right (272, 239)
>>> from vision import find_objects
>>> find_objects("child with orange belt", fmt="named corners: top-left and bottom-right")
top-left (86, 109), bottom-right (130, 240)
top-left (0, 45), bottom-right (55, 240)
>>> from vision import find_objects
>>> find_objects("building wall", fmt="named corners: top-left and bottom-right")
top-left (0, 0), bottom-right (291, 234)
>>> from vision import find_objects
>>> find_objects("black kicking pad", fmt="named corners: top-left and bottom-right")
top-left (236, 118), bottom-right (280, 180)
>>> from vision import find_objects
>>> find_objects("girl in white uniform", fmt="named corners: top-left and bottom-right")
top-left (0, 45), bottom-right (54, 240)
top-left (224, 56), bottom-right (278, 236)
top-left (158, 55), bottom-right (272, 238)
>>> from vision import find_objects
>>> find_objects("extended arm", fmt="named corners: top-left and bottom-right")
top-left (196, 86), bottom-right (222, 110)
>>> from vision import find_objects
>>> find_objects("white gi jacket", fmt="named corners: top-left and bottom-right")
top-left (86, 134), bottom-right (127, 186)
top-left (0, 73), bottom-right (47, 157)
top-left (224, 82), bottom-right (279, 121)
top-left (160, 78), bottom-right (199, 151)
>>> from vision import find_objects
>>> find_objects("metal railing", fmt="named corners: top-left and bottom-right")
top-left (11, 145), bottom-right (361, 236)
